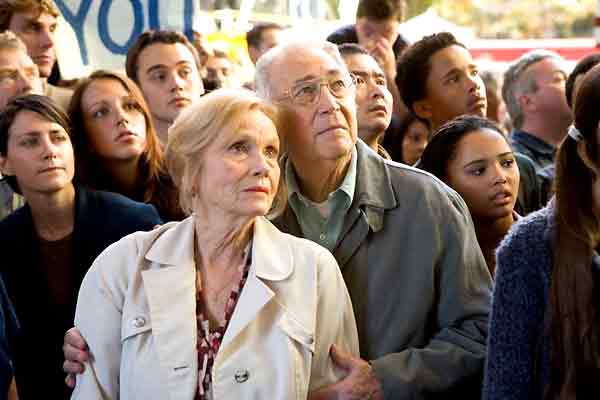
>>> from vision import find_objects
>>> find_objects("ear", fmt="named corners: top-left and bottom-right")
top-left (518, 92), bottom-right (536, 113)
top-left (413, 99), bottom-right (433, 121)
top-left (0, 154), bottom-right (13, 177)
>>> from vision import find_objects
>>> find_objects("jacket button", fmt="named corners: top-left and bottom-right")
top-left (234, 369), bottom-right (249, 383)
top-left (132, 316), bottom-right (146, 328)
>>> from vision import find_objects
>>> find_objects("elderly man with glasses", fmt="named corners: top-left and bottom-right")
top-left (62, 41), bottom-right (492, 400)
top-left (258, 41), bottom-right (492, 399)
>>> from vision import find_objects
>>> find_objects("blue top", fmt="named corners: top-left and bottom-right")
top-left (484, 202), bottom-right (600, 399)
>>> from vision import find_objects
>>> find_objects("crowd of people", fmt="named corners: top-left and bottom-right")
top-left (0, 0), bottom-right (598, 399)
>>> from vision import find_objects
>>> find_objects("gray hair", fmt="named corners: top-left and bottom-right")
top-left (255, 40), bottom-right (349, 101)
top-left (502, 49), bottom-right (563, 129)
top-left (0, 30), bottom-right (27, 53)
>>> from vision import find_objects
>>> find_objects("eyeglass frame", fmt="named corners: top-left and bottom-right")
top-left (274, 73), bottom-right (356, 106)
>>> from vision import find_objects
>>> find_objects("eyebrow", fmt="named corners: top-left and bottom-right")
top-left (463, 151), bottom-right (514, 168)
top-left (145, 60), bottom-right (193, 75)
top-left (292, 69), bottom-right (342, 85)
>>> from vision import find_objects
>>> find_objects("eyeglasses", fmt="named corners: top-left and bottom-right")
top-left (276, 74), bottom-right (355, 106)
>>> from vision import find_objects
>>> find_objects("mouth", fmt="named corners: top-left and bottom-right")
top-left (39, 166), bottom-right (64, 174)
top-left (169, 97), bottom-right (191, 107)
top-left (317, 124), bottom-right (346, 136)
top-left (244, 186), bottom-right (269, 194)
top-left (368, 104), bottom-right (388, 114)
top-left (490, 190), bottom-right (513, 205)
top-left (116, 130), bottom-right (137, 141)
top-left (468, 96), bottom-right (486, 110)
top-left (34, 55), bottom-right (54, 64)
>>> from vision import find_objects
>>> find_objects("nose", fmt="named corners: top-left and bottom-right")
top-left (170, 71), bottom-right (185, 92)
top-left (316, 83), bottom-right (341, 114)
top-left (39, 28), bottom-right (54, 49)
top-left (252, 151), bottom-right (271, 177)
top-left (491, 161), bottom-right (508, 185)
top-left (369, 81), bottom-right (385, 100)
top-left (40, 135), bottom-right (58, 159)
top-left (467, 73), bottom-right (482, 94)
top-left (115, 104), bottom-right (130, 126)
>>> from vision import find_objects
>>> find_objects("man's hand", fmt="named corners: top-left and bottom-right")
top-left (365, 37), bottom-right (396, 80)
top-left (309, 344), bottom-right (384, 400)
top-left (62, 327), bottom-right (89, 388)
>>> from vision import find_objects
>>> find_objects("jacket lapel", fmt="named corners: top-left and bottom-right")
top-left (332, 141), bottom-right (397, 269)
top-left (220, 217), bottom-right (293, 350)
top-left (142, 218), bottom-right (198, 397)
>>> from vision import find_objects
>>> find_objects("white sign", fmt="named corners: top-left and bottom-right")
top-left (55, 0), bottom-right (200, 77)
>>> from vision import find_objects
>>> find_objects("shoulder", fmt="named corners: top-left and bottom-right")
top-left (384, 158), bottom-right (468, 215)
top-left (326, 24), bottom-right (358, 44)
top-left (45, 84), bottom-right (73, 111)
top-left (0, 205), bottom-right (29, 239)
top-left (497, 205), bottom-right (552, 275)
top-left (82, 188), bottom-right (162, 227)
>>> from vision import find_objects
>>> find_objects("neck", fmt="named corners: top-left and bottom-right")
top-left (290, 151), bottom-right (352, 203)
top-left (153, 116), bottom-right (171, 145)
top-left (193, 211), bottom-right (254, 270)
top-left (25, 183), bottom-right (76, 241)
top-left (360, 129), bottom-right (384, 153)
top-left (100, 157), bottom-right (141, 197)
top-left (473, 213), bottom-right (514, 274)
top-left (520, 118), bottom-right (564, 147)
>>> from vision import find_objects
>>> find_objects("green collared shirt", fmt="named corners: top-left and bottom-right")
top-left (286, 147), bottom-right (357, 252)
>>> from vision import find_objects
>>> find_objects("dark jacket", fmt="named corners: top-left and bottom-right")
top-left (514, 152), bottom-right (543, 215)
top-left (274, 141), bottom-right (492, 399)
top-left (0, 186), bottom-right (161, 399)
top-left (510, 129), bottom-right (555, 172)
top-left (327, 24), bottom-right (409, 59)
top-left (0, 276), bottom-right (17, 400)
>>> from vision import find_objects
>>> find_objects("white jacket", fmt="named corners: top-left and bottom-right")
top-left (71, 216), bottom-right (359, 400)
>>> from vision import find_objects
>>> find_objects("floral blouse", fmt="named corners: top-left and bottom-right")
top-left (195, 244), bottom-right (252, 400)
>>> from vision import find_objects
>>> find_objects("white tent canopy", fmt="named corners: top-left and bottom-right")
top-left (398, 8), bottom-right (475, 44)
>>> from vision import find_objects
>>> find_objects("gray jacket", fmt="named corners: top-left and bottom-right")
top-left (274, 140), bottom-right (492, 399)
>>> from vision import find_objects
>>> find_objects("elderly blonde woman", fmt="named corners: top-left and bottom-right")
top-left (70, 89), bottom-right (359, 400)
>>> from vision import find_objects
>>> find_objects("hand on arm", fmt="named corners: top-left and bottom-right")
top-left (309, 345), bottom-right (383, 400)
top-left (63, 327), bottom-right (89, 388)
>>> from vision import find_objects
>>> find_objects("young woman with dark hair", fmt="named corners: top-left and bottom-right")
top-left (68, 70), bottom-right (184, 221)
top-left (0, 94), bottom-right (161, 399)
top-left (382, 112), bottom-right (429, 165)
top-left (418, 115), bottom-right (520, 275)
top-left (484, 64), bottom-right (600, 399)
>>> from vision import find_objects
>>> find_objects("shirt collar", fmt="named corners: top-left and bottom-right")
top-left (286, 146), bottom-right (357, 206)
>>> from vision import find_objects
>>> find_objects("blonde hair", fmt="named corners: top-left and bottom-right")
top-left (166, 88), bottom-right (287, 218)
top-left (0, 30), bottom-right (26, 52)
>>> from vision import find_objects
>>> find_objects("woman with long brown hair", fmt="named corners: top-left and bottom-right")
top-left (484, 64), bottom-right (600, 399)
top-left (68, 70), bottom-right (184, 221)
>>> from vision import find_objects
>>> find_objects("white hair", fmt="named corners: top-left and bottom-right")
top-left (254, 40), bottom-right (349, 101)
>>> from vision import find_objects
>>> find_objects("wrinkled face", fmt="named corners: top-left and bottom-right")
top-left (355, 17), bottom-right (398, 47)
top-left (526, 58), bottom-right (572, 126)
top-left (343, 53), bottom-right (393, 143)
top-left (196, 110), bottom-right (280, 219)
top-left (205, 55), bottom-right (234, 89)
top-left (137, 43), bottom-right (204, 125)
top-left (8, 9), bottom-right (57, 78)
top-left (271, 47), bottom-right (358, 165)
top-left (446, 128), bottom-right (520, 220)
top-left (416, 45), bottom-right (487, 130)
top-left (402, 119), bottom-right (429, 165)
top-left (81, 79), bottom-right (147, 163)
top-left (0, 48), bottom-right (42, 109)
top-left (0, 110), bottom-right (74, 196)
